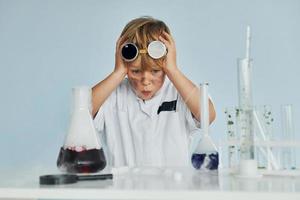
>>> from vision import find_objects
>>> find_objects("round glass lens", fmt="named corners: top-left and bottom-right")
top-left (148, 41), bottom-right (166, 59)
top-left (121, 43), bottom-right (138, 61)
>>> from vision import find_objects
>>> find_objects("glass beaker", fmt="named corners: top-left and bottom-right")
top-left (57, 86), bottom-right (106, 173)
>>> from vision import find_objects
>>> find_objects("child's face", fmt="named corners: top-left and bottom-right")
top-left (127, 57), bottom-right (165, 100)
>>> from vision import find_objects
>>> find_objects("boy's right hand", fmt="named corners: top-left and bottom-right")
top-left (114, 36), bottom-right (128, 77)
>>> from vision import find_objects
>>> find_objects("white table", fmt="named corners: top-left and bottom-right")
top-left (0, 166), bottom-right (300, 200)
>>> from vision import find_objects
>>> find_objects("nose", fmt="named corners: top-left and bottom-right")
top-left (141, 71), bottom-right (152, 86)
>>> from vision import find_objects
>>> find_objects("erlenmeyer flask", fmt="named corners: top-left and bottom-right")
top-left (57, 86), bottom-right (106, 173)
top-left (191, 83), bottom-right (218, 170)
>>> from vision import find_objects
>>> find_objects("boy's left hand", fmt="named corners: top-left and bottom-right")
top-left (159, 31), bottom-right (178, 72)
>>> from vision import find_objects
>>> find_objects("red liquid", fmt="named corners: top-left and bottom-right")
top-left (57, 147), bottom-right (106, 173)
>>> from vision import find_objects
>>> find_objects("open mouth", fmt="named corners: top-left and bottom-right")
top-left (141, 91), bottom-right (152, 97)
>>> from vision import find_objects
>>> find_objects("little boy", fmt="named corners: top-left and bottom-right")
top-left (92, 16), bottom-right (216, 167)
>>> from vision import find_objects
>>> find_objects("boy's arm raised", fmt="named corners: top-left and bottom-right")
top-left (159, 32), bottom-right (216, 124)
top-left (92, 36), bottom-right (127, 117)
top-left (92, 70), bottom-right (126, 117)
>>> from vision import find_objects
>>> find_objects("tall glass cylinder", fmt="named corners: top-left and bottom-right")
top-left (237, 59), bottom-right (253, 109)
top-left (237, 58), bottom-right (255, 160)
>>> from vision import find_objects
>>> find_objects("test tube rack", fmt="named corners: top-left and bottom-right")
top-left (221, 106), bottom-right (300, 176)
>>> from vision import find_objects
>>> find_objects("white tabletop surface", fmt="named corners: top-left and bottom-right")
top-left (0, 166), bottom-right (300, 200)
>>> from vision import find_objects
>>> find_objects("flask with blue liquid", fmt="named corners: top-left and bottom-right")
top-left (191, 83), bottom-right (218, 170)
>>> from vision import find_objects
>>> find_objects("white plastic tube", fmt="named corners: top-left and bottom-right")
top-left (200, 83), bottom-right (209, 134)
top-left (246, 25), bottom-right (251, 60)
top-left (194, 83), bottom-right (217, 154)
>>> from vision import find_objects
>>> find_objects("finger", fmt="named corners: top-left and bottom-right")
top-left (160, 32), bottom-right (175, 49)
top-left (162, 31), bottom-right (174, 43)
top-left (159, 35), bottom-right (170, 47)
top-left (115, 36), bottom-right (125, 60)
top-left (159, 35), bottom-right (167, 43)
top-left (116, 37), bottom-right (122, 51)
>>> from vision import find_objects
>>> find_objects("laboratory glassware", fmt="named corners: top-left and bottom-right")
top-left (192, 83), bottom-right (218, 170)
top-left (57, 86), bottom-right (106, 173)
top-left (237, 26), bottom-right (255, 161)
top-left (224, 107), bottom-right (238, 169)
top-left (281, 104), bottom-right (296, 170)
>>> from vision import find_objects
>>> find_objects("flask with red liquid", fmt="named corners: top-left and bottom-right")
top-left (57, 86), bottom-right (106, 173)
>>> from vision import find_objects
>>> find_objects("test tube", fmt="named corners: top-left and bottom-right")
top-left (254, 105), bottom-right (274, 169)
top-left (281, 104), bottom-right (296, 170)
top-left (262, 105), bottom-right (275, 170)
top-left (224, 107), bottom-right (237, 168)
top-left (254, 107), bottom-right (266, 169)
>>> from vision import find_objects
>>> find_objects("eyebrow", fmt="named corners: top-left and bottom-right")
top-left (129, 65), bottom-right (141, 69)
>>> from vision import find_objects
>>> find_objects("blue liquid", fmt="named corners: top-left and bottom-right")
top-left (191, 152), bottom-right (219, 170)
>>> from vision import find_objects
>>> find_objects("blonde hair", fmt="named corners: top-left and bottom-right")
top-left (120, 16), bottom-right (171, 70)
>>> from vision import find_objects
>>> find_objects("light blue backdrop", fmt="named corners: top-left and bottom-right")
top-left (1, 0), bottom-right (299, 170)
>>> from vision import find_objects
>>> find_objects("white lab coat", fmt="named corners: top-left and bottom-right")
top-left (93, 77), bottom-right (200, 167)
